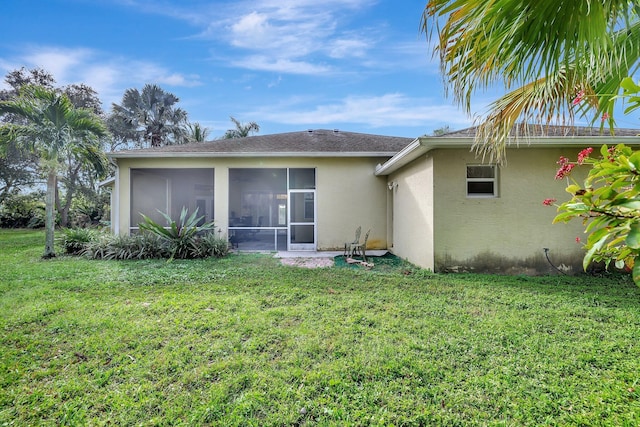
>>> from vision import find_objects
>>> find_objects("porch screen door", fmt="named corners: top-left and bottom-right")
top-left (288, 190), bottom-right (316, 250)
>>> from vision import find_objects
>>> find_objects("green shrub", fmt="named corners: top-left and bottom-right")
top-left (82, 233), bottom-right (169, 260)
top-left (82, 234), bottom-right (131, 260)
top-left (138, 233), bottom-right (170, 259)
top-left (62, 207), bottom-right (228, 261)
top-left (193, 231), bottom-right (230, 258)
top-left (59, 227), bottom-right (99, 255)
top-left (81, 232), bottom-right (231, 261)
top-left (69, 191), bottom-right (111, 227)
top-left (0, 192), bottom-right (45, 228)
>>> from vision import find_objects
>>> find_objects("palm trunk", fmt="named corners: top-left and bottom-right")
top-left (55, 177), bottom-right (74, 228)
top-left (43, 170), bottom-right (56, 258)
top-left (58, 163), bottom-right (81, 228)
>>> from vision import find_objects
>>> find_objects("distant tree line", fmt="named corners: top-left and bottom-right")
top-left (0, 66), bottom-right (260, 256)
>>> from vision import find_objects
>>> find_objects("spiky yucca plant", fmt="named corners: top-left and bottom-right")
top-left (138, 207), bottom-right (215, 259)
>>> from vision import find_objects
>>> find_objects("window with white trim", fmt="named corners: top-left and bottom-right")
top-left (466, 165), bottom-right (497, 197)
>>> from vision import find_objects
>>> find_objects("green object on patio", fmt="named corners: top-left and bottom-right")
top-left (334, 252), bottom-right (406, 271)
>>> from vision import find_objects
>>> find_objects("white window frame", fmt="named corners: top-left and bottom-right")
top-left (466, 165), bottom-right (498, 198)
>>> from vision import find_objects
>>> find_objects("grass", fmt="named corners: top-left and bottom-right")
top-left (334, 252), bottom-right (410, 273)
top-left (1, 229), bottom-right (640, 426)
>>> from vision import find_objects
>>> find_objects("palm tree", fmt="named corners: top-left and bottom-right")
top-left (111, 84), bottom-right (188, 148)
top-left (0, 85), bottom-right (108, 257)
top-left (223, 116), bottom-right (260, 139)
top-left (432, 125), bottom-right (451, 136)
top-left (187, 122), bottom-right (210, 143)
top-left (422, 1), bottom-right (640, 162)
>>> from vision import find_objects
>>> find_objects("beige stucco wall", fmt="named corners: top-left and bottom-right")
top-left (431, 147), bottom-right (586, 273)
top-left (113, 156), bottom-right (389, 251)
top-left (387, 147), bottom-right (588, 273)
top-left (387, 156), bottom-right (435, 270)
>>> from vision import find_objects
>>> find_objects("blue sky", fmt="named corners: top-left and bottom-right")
top-left (0, 0), bottom-right (487, 138)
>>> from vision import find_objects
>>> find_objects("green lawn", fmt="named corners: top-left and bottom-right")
top-left (1, 229), bottom-right (640, 426)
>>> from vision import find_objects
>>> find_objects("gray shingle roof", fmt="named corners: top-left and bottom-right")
top-left (109, 129), bottom-right (414, 157)
top-left (441, 124), bottom-right (640, 138)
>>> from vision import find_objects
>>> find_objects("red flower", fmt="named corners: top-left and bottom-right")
top-left (577, 147), bottom-right (593, 164)
top-left (555, 162), bottom-right (576, 179)
top-left (542, 198), bottom-right (557, 206)
top-left (575, 237), bottom-right (581, 244)
top-left (602, 112), bottom-right (610, 122)
top-left (572, 89), bottom-right (585, 105)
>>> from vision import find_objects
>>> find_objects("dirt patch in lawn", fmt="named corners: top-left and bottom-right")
top-left (279, 253), bottom-right (409, 271)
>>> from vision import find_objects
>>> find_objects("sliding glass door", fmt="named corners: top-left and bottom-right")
top-left (289, 190), bottom-right (315, 250)
top-left (288, 168), bottom-right (316, 251)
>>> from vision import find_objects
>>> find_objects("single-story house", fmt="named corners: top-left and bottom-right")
top-left (105, 126), bottom-right (640, 274)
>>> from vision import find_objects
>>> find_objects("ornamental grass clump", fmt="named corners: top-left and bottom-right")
top-left (193, 231), bottom-right (230, 258)
top-left (59, 227), bottom-right (99, 255)
top-left (82, 233), bottom-right (166, 260)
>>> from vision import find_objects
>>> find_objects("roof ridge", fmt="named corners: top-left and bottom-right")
top-left (439, 123), bottom-right (640, 138)
top-left (109, 129), bottom-right (414, 156)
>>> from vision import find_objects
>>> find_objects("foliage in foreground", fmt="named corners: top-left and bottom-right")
top-left (422, 0), bottom-right (639, 162)
top-left (551, 144), bottom-right (640, 285)
top-left (1, 229), bottom-right (640, 426)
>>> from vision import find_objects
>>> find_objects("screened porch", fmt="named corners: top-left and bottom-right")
top-left (229, 168), bottom-right (316, 251)
top-left (129, 168), bottom-right (214, 233)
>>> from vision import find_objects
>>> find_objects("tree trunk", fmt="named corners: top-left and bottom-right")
top-left (56, 179), bottom-right (72, 228)
top-left (55, 180), bottom-right (63, 226)
top-left (0, 177), bottom-right (14, 205)
top-left (43, 170), bottom-right (56, 258)
top-left (56, 161), bottom-right (81, 228)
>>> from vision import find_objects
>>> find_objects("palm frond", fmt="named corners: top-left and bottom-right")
top-left (423, 0), bottom-right (635, 112)
top-left (474, 67), bottom-right (597, 162)
top-left (224, 116), bottom-right (260, 139)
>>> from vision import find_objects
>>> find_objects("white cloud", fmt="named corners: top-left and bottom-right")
top-left (268, 75), bottom-right (283, 88)
top-left (227, 10), bottom-right (335, 59)
top-left (230, 11), bottom-right (272, 48)
top-left (231, 56), bottom-right (332, 75)
top-left (22, 47), bottom-right (93, 84)
top-left (127, 62), bottom-right (201, 88)
top-left (327, 38), bottom-right (370, 59)
top-left (141, 0), bottom-right (377, 74)
top-left (99, 0), bottom-right (426, 77)
top-left (1, 45), bottom-right (201, 108)
top-left (248, 93), bottom-right (471, 128)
